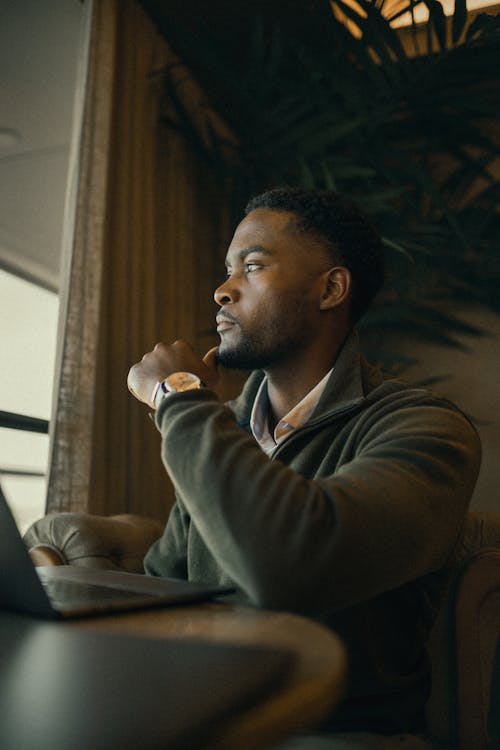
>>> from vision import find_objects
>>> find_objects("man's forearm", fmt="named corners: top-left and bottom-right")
top-left (154, 388), bottom-right (481, 614)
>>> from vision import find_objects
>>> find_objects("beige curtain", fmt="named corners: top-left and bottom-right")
top-left (47, 0), bottom-right (234, 520)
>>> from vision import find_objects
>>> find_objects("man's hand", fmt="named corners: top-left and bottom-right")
top-left (127, 340), bottom-right (219, 409)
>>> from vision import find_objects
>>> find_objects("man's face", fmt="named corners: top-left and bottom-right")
top-left (214, 208), bottom-right (332, 371)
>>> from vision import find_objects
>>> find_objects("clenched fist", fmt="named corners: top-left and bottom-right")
top-left (127, 340), bottom-right (219, 409)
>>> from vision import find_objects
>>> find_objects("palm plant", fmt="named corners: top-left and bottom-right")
top-left (155, 0), bottom-right (500, 368)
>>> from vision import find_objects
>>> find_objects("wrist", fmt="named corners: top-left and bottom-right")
top-left (151, 380), bottom-right (163, 408)
top-left (152, 372), bottom-right (203, 409)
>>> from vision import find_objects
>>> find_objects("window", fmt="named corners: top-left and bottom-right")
top-left (0, 269), bottom-right (59, 532)
top-left (0, 0), bottom-right (90, 531)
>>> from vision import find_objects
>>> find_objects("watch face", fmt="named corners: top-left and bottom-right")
top-left (165, 372), bottom-right (201, 392)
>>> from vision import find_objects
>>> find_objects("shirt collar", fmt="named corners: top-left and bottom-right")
top-left (250, 368), bottom-right (333, 454)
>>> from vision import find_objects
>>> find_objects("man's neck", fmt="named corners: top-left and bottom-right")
top-left (264, 334), bottom-right (347, 425)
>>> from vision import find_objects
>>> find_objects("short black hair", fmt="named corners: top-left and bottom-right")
top-left (245, 186), bottom-right (385, 323)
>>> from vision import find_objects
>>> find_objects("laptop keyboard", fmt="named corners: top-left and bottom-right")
top-left (41, 578), bottom-right (155, 609)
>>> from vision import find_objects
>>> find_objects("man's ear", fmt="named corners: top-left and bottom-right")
top-left (319, 267), bottom-right (351, 311)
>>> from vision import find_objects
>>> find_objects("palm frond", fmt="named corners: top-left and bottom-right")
top-left (154, 0), bottom-right (500, 369)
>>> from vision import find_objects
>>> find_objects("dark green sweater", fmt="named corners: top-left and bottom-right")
top-left (145, 331), bottom-right (481, 733)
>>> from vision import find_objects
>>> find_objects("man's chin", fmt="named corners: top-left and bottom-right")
top-left (217, 345), bottom-right (267, 371)
top-left (216, 350), bottom-right (253, 371)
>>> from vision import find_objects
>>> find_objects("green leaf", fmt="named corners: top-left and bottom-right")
top-left (382, 237), bottom-right (416, 262)
top-left (423, 0), bottom-right (447, 51)
top-left (452, 0), bottom-right (468, 43)
top-left (466, 12), bottom-right (500, 43)
top-left (320, 160), bottom-right (338, 191)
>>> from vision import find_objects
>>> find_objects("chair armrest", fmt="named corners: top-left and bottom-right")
top-left (29, 545), bottom-right (65, 566)
top-left (454, 547), bottom-right (500, 750)
top-left (23, 512), bottom-right (164, 574)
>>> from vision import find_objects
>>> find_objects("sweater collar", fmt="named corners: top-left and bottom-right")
top-left (228, 328), bottom-right (372, 431)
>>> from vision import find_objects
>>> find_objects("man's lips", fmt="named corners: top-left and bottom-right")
top-left (216, 313), bottom-right (239, 332)
top-left (217, 321), bottom-right (234, 332)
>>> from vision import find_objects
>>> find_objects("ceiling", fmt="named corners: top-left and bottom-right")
top-left (0, 0), bottom-right (89, 291)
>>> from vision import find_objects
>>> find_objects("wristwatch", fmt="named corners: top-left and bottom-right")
top-left (152, 372), bottom-right (202, 409)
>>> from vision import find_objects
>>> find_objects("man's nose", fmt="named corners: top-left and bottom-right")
top-left (214, 277), bottom-right (239, 306)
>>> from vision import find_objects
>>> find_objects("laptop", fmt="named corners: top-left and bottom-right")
top-left (0, 485), bottom-right (233, 619)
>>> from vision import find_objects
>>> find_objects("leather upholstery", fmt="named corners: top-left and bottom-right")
top-left (24, 512), bottom-right (164, 574)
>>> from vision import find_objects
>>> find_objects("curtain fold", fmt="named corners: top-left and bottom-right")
top-left (47, 0), bottom-right (118, 515)
top-left (47, 0), bottom-right (233, 520)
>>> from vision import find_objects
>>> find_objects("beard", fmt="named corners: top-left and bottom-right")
top-left (216, 303), bottom-right (312, 371)
top-left (216, 336), bottom-right (282, 371)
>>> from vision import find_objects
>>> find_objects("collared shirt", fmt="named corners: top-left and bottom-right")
top-left (250, 368), bottom-right (333, 454)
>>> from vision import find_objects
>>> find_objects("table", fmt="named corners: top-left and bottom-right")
top-left (0, 602), bottom-right (347, 750)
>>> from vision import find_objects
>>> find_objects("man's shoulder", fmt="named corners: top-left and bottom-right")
top-left (359, 361), bottom-right (480, 447)
top-left (362, 360), bottom-right (462, 412)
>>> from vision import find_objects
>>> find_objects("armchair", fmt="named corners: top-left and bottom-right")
top-left (24, 512), bottom-right (164, 573)
top-left (23, 511), bottom-right (500, 750)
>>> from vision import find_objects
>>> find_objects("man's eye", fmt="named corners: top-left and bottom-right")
top-left (245, 262), bottom-right (261, 273)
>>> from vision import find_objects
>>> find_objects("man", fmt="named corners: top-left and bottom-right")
top-left (127, 187), bottom-right (480, 737)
